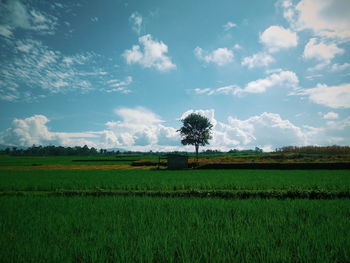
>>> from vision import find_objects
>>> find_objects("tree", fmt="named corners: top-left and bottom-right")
top-left (177, 113), bottom-right (213, 162)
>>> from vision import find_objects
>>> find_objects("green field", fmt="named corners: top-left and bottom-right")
top-left (0, 155), bottom-right (144, 166)
top-left (1, 169), bottom-right (349, 192)
top-left (0, 161), bottom-right (349, 262)
top-left (1, 196), bottom-right (349, 262)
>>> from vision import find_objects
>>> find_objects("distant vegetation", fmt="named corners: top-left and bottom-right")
top-left (2, 144), bottom-right (349, 156)
top-left (276, 145), bottom-right (350, 154)
top-left (1, 145), bottom-right (108, 156)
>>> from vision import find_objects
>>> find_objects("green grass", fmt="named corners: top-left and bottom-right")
top-left (1, 165), bottom-right (349, 261)
top-left (0, 155), bottom-right (147, 166)
top-left (0, 196), bottom-right (349, 263)
top-left (0, 169), bottom-right (349, 192)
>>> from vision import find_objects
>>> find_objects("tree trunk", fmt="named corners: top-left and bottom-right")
top-left (195, 144), bottom-right (199, 165)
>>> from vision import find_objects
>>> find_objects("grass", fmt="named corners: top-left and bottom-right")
top-left (0, 169), bottom-right (349, 192)
top-left (0, 155), bottom-right (147, 166)
top-left (1, 152), bottom-right (349, 167)
top-left (1, 158), bottom-right (349, 262)
top-left (0, 196), bottom-right (349, 263)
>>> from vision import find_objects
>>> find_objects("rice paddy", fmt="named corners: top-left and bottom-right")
top-left (0, 156), bottom-right (349, 262)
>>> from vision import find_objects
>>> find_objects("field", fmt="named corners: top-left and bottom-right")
top-left (0, 154), bottom-right (350, 262)
top-left (1, 197), bottom-right (349, 263)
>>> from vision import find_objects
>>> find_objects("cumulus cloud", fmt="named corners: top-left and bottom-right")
top-left (129, 12), bottom-right (143, 35)
top-left (106, 107), bottom-right (180, 147)
top-left (281, 0), bottom-right (350, 40)
top-left (323, 112), bottom-right (339, 119)
top-left (304, 117), bottom-right (350, 145)
top-left (0, 115), bottom-right (55, 146)
top-left (260, 25), bottom-right (298, 52)
top-left (179, 109), bottom-right (217, 127)
top-left (123, 34), bottom-right (176, 72)
top-left (0, 115), bottom-right (113, 148)
top-left (194, 47), bottom-right (234, 66)
top-left (1, 109), bottom-right (350, 150)
top-left (238, 70), bottom-right (299, 95)
top-left (303, 38), bottom-right (344, 62)
top-left (241, 52), bottom-right (275, 68)
top-left (227, 112), bottom-right (306, 148)
top-left (298, 83), bottom-right (350, 108)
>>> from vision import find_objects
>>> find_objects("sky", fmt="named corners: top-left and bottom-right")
top-left (0, 0), bottom-right (349, 152)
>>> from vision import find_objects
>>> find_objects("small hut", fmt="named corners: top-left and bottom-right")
top-left (167, 154), bottom-right (188, 170)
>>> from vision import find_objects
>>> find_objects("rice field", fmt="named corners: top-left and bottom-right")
top-left (0, 169), bottom-right (349, 192)
top-left (1, 196), bottom-right (349, 263)
top-left (0, 163), bottom-right (349, 262)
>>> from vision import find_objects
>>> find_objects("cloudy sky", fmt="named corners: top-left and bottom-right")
top-left (0, 0), bottom-right (349, 151)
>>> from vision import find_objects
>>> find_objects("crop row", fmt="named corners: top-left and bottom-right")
top-left (1, 189), bottom-right (349, 199)
top-left (0, 169), bottom-right (349, 192)
top-left (1, 196), bottom-right (349, 262)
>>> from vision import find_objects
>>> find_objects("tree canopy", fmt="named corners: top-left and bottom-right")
top-left (177, 113), bottom-right (213, 160)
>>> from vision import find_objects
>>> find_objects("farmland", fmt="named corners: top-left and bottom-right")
top-left (0, 154), bottom-right (350, 262)
top-left (1, 197), bottom-right (349, 262)
top-left (0, 169), bottom-right (349, 199)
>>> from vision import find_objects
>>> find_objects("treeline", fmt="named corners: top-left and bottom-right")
top-left (203, 147), bottom-right (263, 154)
top-left (1, 145), bottom-right (117, 156)
top-left (276, 145), bottom-right (350, 154)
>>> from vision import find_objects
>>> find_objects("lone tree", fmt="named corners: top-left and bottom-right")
top-left (178, 113), bottom-right (213, 162)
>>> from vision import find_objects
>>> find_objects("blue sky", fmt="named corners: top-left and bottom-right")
top-left (0, 0), bottom-right (349, 151)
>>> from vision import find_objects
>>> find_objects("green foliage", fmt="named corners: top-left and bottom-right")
top-left (276, 145), bottom-right (350, 154)
top-left (1, 197), bottom-right (349, 262)
top-left (1, 168), bottom-right (349, 261)
top-left (178, 113), bottom-right (213, 147)
top-left (0, 155), bottom-right (147, 166)
top-left (0, 169), bottom-right (349, 192)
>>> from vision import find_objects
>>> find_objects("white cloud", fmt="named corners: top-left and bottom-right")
top-left (106, 107), bottom-right (179, 147)
top-left (241, 52), bottom-right (275, 68)
top-left (282, 0), bottom-right (350, 40)
top-left (105, 76), bottom-right (133, 94)
top-left (195, 71), bottom-right (299, 96)
top-left (195, 85), bottom-right (240, 96)
top-left (0, 25), bottom-right (13, 38)
top-left (179, 109), bottom-right (217, 127)
top-left (260, 25), bottom-right (298, 52)
top-left (194, 47), bottom-right (234, 66)
top-left (299, 83), bottom-right (350, 108)
top-left (0, 115), bottom-right (54, 146)
top-left (323, 112), bottom-right (339, 119)
top-left (306, 61), bottom-right (329, 72)
top-left (239, 70), bottom-right (299, 95)
top-left (223, 21), bottom-right (237, 31)
top-left (123, 34), bottom-right (176, 71)
top-left (0, 39), bottom-right (133, 101)
top-left (303, 38), bottom-right (344, 62)
top-left (1, 109), bottom-right (350, 150)
top-left (331, 63), bottom-right (350, 72)
top-left (0, 0), bottom-right (57, 35)
top-left (91, 17), bottom-right (98, 23)
top-left (227, 112), bottom-right (306, 148)
top-left (129, 12), bottom-right (143, 35)
top-left (304, 117), bottom-right (350, 145)
top-left (115, 107), bottom-right (163, 125)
